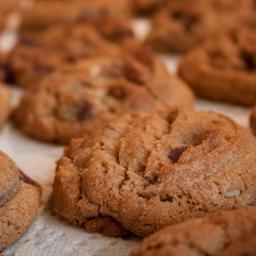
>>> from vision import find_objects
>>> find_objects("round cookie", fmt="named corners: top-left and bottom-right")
top-left (14, 54), bottom-right (194, 143)
top-left (0, 24), bottom-right (119, 88)
top-left (131, 207), bottom-right (256, 256)
top-left (20, 0), bottom-right (131, 31)
top-left (178, 28), bottom-right (256, 105)
top-left (145, 0), bottom-right (255, 53)
top-left (0, 151), bottom-right (41, 252)
top-left (0, 83), bottom-right (11, 127)
top-left (52, 107), bottom-right (256, 237)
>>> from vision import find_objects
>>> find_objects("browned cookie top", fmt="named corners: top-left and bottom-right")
top-left (0, 24), bottom-right (119, 88)
top-left (131, 207), bottom-right (256, 256)
top-left (0, 83), bottom-right (11, 127)
top-left (52, 108), bottom-right (256, 237)
top-left (14, 54), bottom-right (194, 143)
top-left (20, 0), bottom-right (132, 31)
top-left (178, 28), bottom-right (256, 105)
top-left (0, 151), bottom-right (41, 252)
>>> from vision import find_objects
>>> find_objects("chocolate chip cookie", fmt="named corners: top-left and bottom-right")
top-left (131, 207), bottom-right (256, 256)
top-left (0, 151), bottom-right (41, 252)
top-left (52, 107), bottom-right (256, 237)
top-left (0, 83), bottom-right (11, 127)
top-left (0, 24), bottom-right (119, 88)
top-left (20, 0), bottom-right (131, 31)
top-left (14, 54), bottom-right (194, 143)
top-left (178, 28), bottom-right (256, 105)
top-left (145, 0), bottom-right (255, 53)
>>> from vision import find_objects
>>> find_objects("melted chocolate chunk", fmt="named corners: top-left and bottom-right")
top-left (169, 146), bottom-right (188, 163)
top-left (240, 51), bottom-right (256, 70)
top-left (108, 86), bottom-right (127, 100)
top-left (76, 100), bottom-right (92, 121)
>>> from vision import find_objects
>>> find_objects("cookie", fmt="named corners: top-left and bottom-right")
top-left (145, 1), bottom-right (220, 53)
top-left (21, 0), bottom-right (131, 31)
top-left (52, 107), bottom-right (256, 237)
top-left (0, 83), bottom-right (11, 127)
top-left (0, 151), bottom-right (41, 252)
top-left (178, 28), bottom-right (256, 105)
top-left (145, 0), bottom-right (255, 53)
top-left (250, 107), bottom-right (256, 135)
top-left (0, 24), bottom-right (119, 88)
top-left (14, 54), bottom-right (194, 143)
top-left (131, 207), bottom-right (256, 256)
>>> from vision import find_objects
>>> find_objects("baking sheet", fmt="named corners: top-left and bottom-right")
top-left (0, 20), bottom-right (251, 256)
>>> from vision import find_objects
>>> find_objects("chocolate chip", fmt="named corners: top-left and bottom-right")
top-left (105, 63), bottom-right (124, 78)
top-left (3, 63), bottom-right (15, 84)
top-left (169, 146), bottom-right (187, 163)
top-left (124, 64), bottom-right (146, 85)
top-left (19, 36), bottom-right (36, 47)
top-left (171, 10), bottom-right (185, 20)
top-left (108, 86), bottom-right (127, 100)
top-left (184, 15), bottom-right (200, 32)
top-left (76, 100), bottom-right (92, 121)
top-left (240, 51), bottom-right (256, 70)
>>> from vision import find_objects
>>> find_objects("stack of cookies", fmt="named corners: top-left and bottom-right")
top-left (0, 0), bottom-right (256, 254)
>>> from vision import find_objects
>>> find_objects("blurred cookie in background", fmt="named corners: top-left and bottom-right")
top-left (145, 0), bottom-right (222, 53)
top-left (0, 24), bottom-right (120, 88)
top-left (13, 53), bottom-right (194, 143)
top-left (145, 0), bottom-right (256, 53)
top-left (20, 0), bottom-right (132, 31)
top-left (178, 28), bottom-right (256, 105)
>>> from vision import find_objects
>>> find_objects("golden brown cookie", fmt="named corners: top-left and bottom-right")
top-left (0, 151), bottom-right (41, 252)
top-left (0, 83), bottom-right (11, 127)
top-left (52, 108), bottom-right (256, 237)
top-left (14, 54), bottom-right (194, 143)
top-left (145, 0), bottom-right (255, 53)
top-left (0, 24), bottom-right (119, 88)
top-left (131, 207), bottom-right (256, 256)
top-left (178, 28), bottom-right (256, 105)
top-left (20, 0), bottom-right (131, 31)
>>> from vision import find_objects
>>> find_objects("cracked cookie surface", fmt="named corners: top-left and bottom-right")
top-left (0, 151), bottom-right (41, 252)
top-left (179, 28), bottom-right (256, 105)
top-left (14, 53), bottom-right (194, 143)
top-left (52, 108), bottom-right (256, 237)
top-left (131, 207), bottom-right (256, 256)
